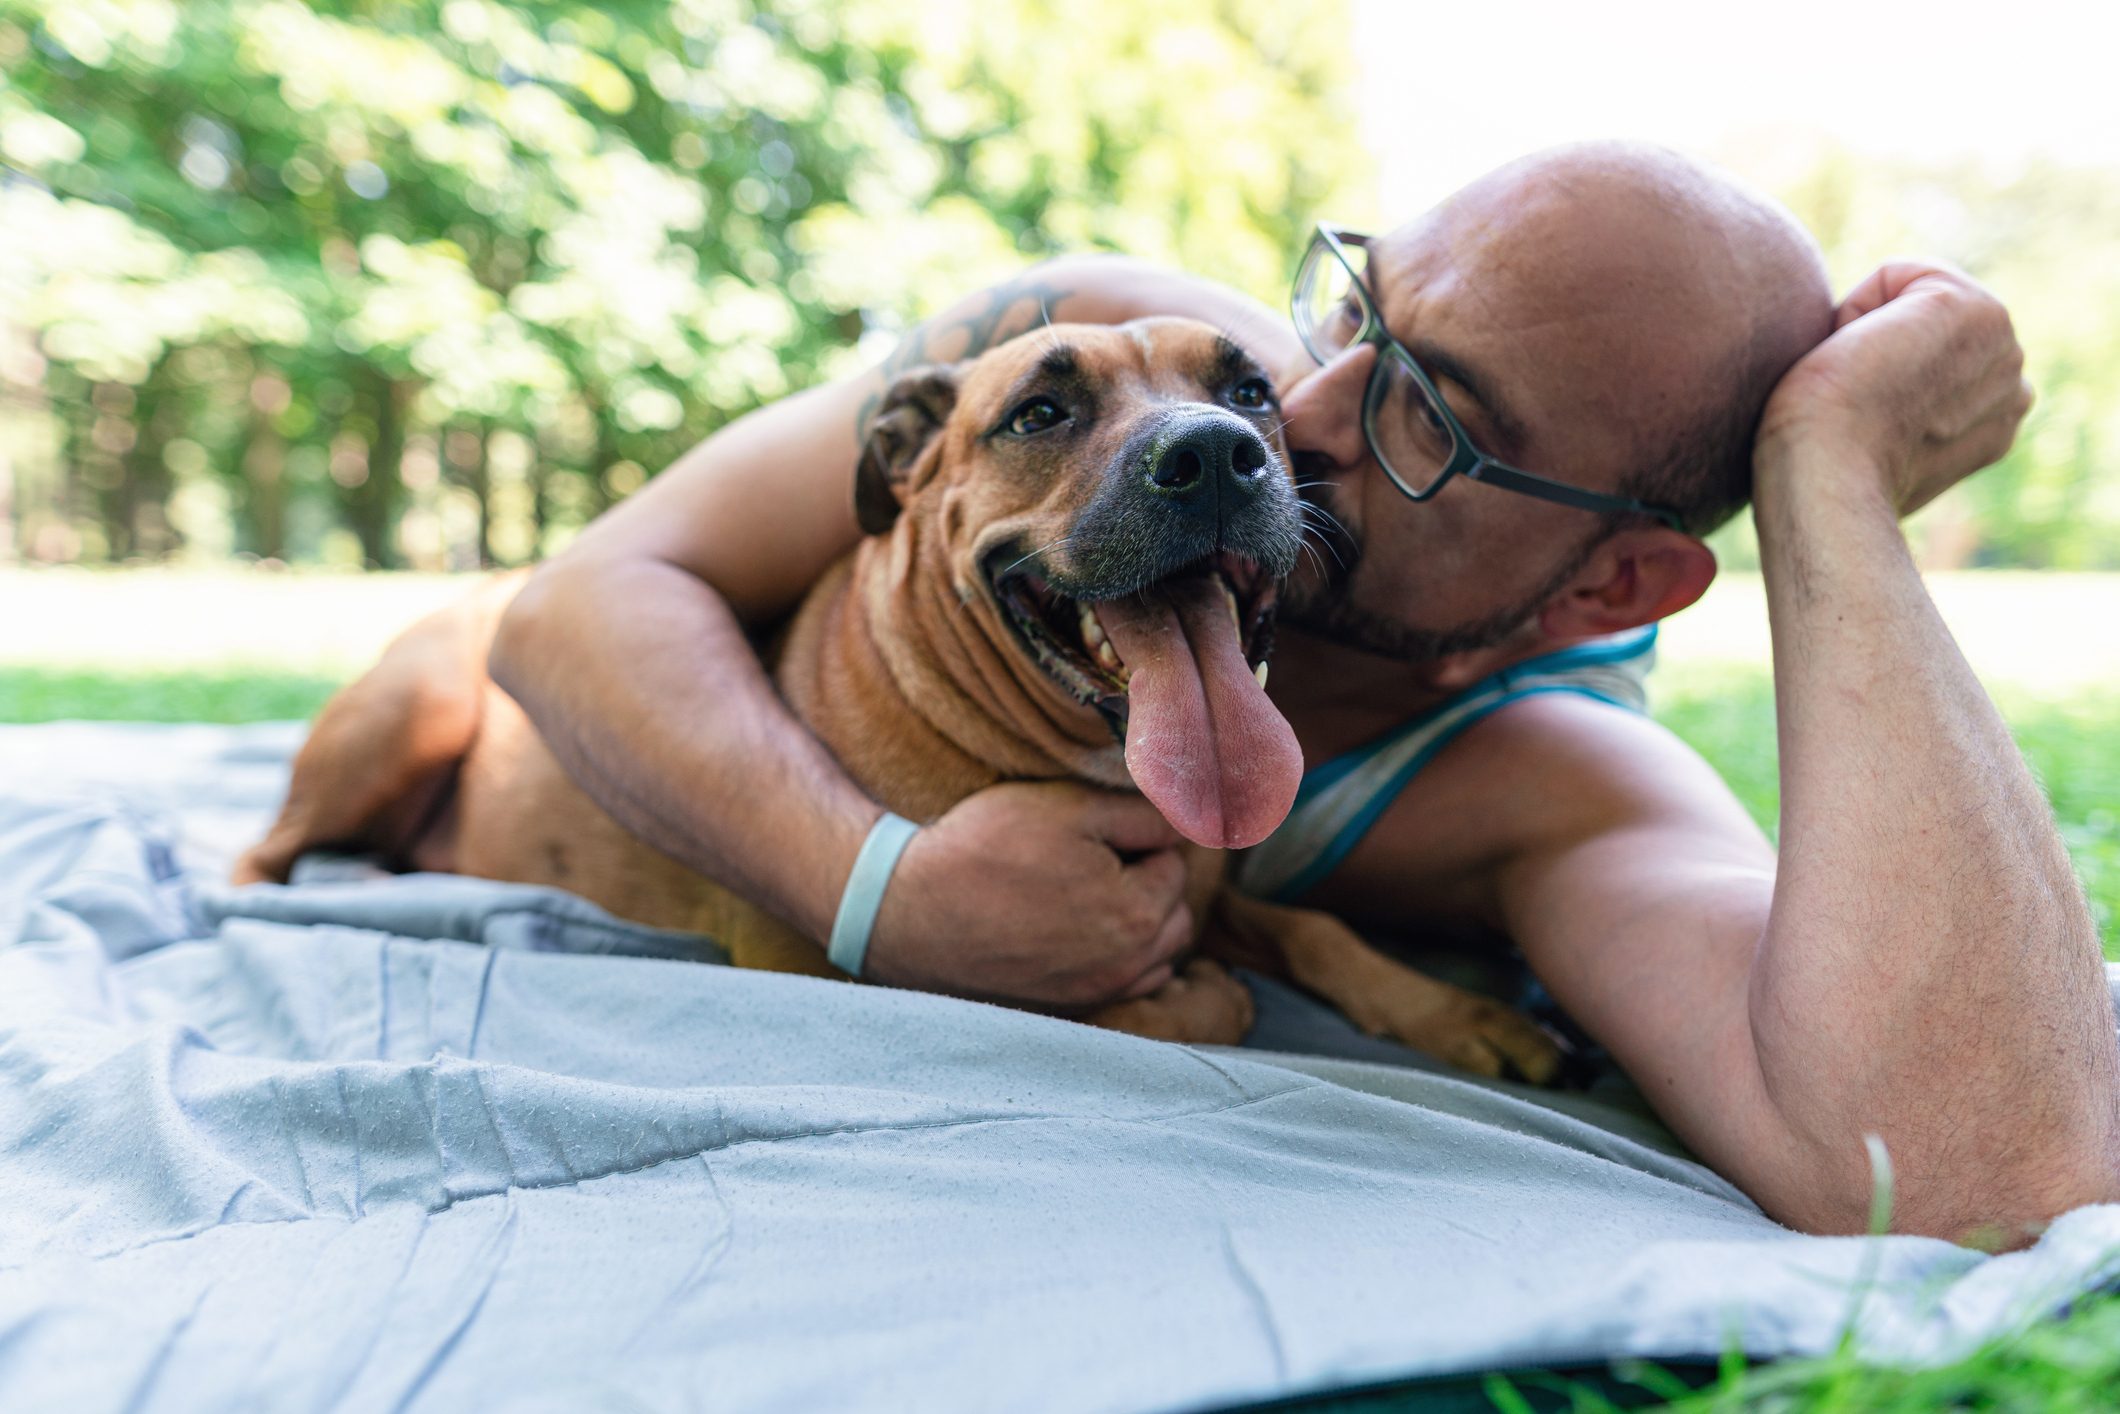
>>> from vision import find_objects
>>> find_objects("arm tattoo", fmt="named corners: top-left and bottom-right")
top-left (854, 270), bottom-right (1074, 435)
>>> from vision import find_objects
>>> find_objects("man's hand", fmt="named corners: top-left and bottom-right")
top-left (497, 254), bottom-right (1284, 1013)
top-left (864, 783), bottom-right (1196, 1009)
top-left (1754, 261), bottom-right (2034, 515)
top-left (1668, 257), bottom-right (2120, 1240)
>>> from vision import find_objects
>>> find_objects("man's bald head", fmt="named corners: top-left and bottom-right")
top-left (1388, 141), bottom-right (1834, 532)
top-left (1280, 142), bottom-right (1836, 666)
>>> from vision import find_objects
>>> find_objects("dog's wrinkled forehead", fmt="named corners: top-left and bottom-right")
top-left (953, 318), bottom-right (1266, 430)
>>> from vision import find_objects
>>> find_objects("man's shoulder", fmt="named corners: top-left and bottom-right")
top-left (1354, 685), bottom-right (1729, 880)
top-left (1385, 626), bottom-right (1674, 823)
top-left (1035, 254), bottom-right (1307, 387)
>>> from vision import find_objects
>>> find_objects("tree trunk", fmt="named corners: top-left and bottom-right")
top-left (444, 420), bottom-right (494, 568)
top-left (85, 382), bottom-right (131, 561)
top-left (530, 441), bottom-right (550, 564)
top-left (244, 412), bottom-right (287, 561)
top-left (123, 362), bottom-right (181, 560)
top-left (347, 371), bottom-right (409, 569)
top-left (472, 422), bottom-right (493, 567)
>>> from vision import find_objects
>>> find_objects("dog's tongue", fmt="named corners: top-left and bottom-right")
top-left (1093, 578), bottom-right (1301, 849)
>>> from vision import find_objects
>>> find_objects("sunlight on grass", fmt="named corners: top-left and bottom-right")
top-left (0, 667), bottom-right (344, 725)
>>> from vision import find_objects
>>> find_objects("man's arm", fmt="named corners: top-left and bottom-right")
top-left (1488, 265), bottom-right (2116, 1241)
top-left (491, 255), bottom-right (1300, 1005)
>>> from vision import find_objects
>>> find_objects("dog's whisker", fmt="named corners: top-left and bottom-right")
top-left (1300, 516), bottom-right (1349, 559)
top-left (962, 535), bottom-right (1072, 618)
top-left (1299, 518), bottom-right (1348, 567)
top-left (996, 534), bottom-right (1073, 581)
top-left (1298, 498), bottom-right (1349, 532)
top-left (1300, 510), bottom-right (1349, 541)
top-left (959, 533), bottom-right (1077, 621)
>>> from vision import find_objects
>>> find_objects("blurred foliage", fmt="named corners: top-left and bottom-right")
top-left (1710, 140), bottom-right (2120, 572)
top-left (0, 0), bottom-right (1366, 568)
top-left (5, 4), bottom-right (2114, 573)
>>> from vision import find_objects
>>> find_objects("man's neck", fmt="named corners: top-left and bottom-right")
top-left (1266, 620), bottom-right (1591, 765)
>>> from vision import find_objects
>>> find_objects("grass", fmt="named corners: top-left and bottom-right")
top-left (0, 666), bottom-right (344, 724)
top-left (1490, 1292), bottom-right (2120, 1413)
top-left (3, 658), bottom-right (2117, 1413)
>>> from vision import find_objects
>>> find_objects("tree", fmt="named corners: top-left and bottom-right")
top-left (0, 0), bottom-right (1368, 568)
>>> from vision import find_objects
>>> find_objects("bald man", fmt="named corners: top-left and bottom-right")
top-left (489, 144), bottom-right (2117, 1243)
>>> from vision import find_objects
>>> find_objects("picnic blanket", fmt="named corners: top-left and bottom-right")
top-left (4, 722), bottom-right (2118, 1413)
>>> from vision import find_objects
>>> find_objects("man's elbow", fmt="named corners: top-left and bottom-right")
top-left (487, 558), bottom-right (580, 703)
top-left (1939, 1140), bottom-right (2120, 1251)
top-left (1778, 1136), bottom-right (2120, 1251)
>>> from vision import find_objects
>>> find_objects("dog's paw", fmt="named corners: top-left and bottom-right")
top-left (1437, 998), bottom-right (1565, 1086)
top-left (1084, 958), bottom-right (1255, 1045)
top-left (1343, 984), bottom-right (1564, 1086)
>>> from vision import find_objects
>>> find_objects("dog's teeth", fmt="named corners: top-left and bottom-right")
top-left (1219, 577), bottom-right (1241, 633)
top-left (1253, 661), bottom-right (1269, 689)
top-left (1080, 604), bottom-right (1107, 651)
top-left (1095, 640), bottom-right (1122, 674)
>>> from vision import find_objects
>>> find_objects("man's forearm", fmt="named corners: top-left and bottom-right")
top-left (1750, 465), bottom-right (2117, 1237)
top-left (488, 254), bottom-right (1297, 945)
top-left (483, 262), bottom-right (1114, 935)
top-left (491, 553), bottom-right (880, 942)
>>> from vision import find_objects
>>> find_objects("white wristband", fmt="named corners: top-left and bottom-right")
top-left (827, 812), bottom-right (921, 977)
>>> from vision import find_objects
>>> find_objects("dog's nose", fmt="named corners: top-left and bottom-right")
top-left (1144, 414), bottom-right (1272, 506)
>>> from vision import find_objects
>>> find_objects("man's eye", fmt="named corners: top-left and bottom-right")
top-left (1006, 398), bottom-right (1067, 435)
top-left (1229, 377), bottom-right (1275, 410)
top-left (1416, 394), bottom-right (1449, 438)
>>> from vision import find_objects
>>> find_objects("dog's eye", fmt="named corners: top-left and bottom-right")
top-left (1229, 377), bottom-right (1275, 411)
top-left (1006, 398), bottom-right (1067, 436)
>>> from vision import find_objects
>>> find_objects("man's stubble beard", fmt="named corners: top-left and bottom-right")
top-left (1282, 484), bottom-right (1611, 665)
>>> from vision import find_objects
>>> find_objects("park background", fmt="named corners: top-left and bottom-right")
top-left (1, 0), bottom-right (2113, 942)
top-left (1, 0), bottom-right (2113, 916)
top-left (3, 1), bottom-right (2120, 1404)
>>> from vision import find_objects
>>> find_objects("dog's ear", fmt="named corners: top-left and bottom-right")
top-left (856, 366), bottom-right (958, 535)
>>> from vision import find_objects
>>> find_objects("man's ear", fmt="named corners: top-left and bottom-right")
top-left (856, 367), bottom-right (959, 535)
top-left (1538, 527), bottom-right (1718, 640)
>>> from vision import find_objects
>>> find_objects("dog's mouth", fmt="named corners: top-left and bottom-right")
top-left (982, 547), bottom-right (1297, 849)
top-left (987, 549), bottom-right (1278, 717)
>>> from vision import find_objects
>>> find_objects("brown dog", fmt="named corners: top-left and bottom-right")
top-left (237, 319), bottom-right (1559, 1079)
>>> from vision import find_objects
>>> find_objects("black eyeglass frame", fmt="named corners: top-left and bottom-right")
top-left (1294, 224), bottom-right (1687, 533)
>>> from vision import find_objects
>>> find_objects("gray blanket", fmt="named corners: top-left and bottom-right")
top-left (3, 722), bottom-right (2117, 1413)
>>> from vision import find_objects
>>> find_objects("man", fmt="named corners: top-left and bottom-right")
top-left (488, 143), bottom-right (2118, 1243)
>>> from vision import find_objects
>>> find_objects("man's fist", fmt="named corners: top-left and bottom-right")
top-left (1754, 261), bottom-right (2034, 517)
top-left (860, 781), bottom-right (1197, 1009)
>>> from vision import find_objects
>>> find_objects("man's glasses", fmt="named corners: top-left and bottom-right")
top-left (1291, 224), bottom-right (1686, 532)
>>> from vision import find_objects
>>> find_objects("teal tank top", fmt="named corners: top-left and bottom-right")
top-left (1235, 626), bottom-right (1659, 903)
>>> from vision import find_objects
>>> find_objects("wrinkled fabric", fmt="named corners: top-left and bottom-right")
top-left (2, 723), bottom-right (2117, 1414)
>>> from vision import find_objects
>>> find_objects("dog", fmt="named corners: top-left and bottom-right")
top-left (237, 318), bottom-right (1560, 1079)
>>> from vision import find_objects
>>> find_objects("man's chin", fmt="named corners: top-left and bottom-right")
top-left (1282, 580), bottom-right (1528, 665)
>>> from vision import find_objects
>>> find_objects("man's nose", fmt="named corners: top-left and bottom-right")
top-left (1141, 412), bottom-right (1273, 522)
top-left (1281, 343), bottom-right (1376, 467)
